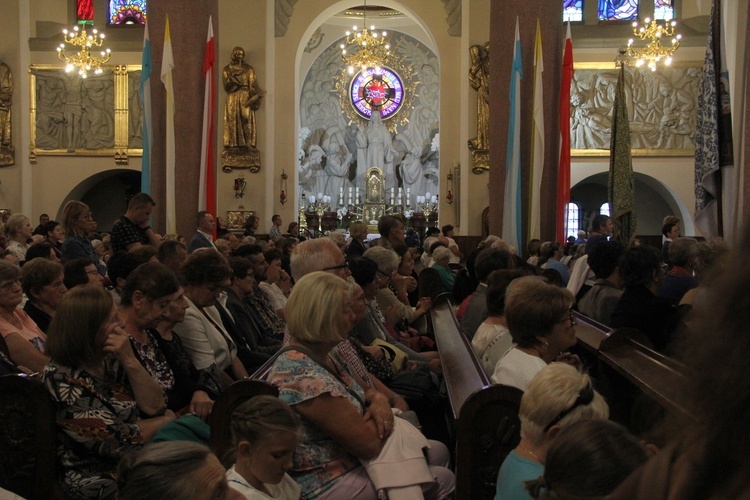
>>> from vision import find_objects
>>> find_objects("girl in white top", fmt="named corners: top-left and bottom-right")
top-left (226, 396), bottom-right (302, 500)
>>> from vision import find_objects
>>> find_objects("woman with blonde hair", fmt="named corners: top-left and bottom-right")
top-left (268, 271), bottom-right (454, 499)
top-left (5, 213), bottom-right (33, 263)
top-left (346, 221), bottom-right (369, 259)
top-left (60, 200), bottom-right (106, 276)
top-left (494, 362), bottom-right (609, 499)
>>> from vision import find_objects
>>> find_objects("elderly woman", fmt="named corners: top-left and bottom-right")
top-left (268, 271), bottom-right (454, 499)
top-left (494, 363), bottom-right (609, 500)
top-left (346, 221), bottom-right (369, 259)
top-left (0, 260), bottom-right (48, 372)
top-left (173, 250), bottom-right (249, 380)
top-left (491, 276), bottom-right (579, 391)
top-left (117, 441), bottom-right (243, 500)
top-left (352, 252), bottom-right (440, 371)
top-left (60, 200), bottom-right (106, 276)
top-left (472, 269), bottom-right (527, 376)
top-left (119, 262), bottom-right (218, 419)
top-left (44, 286), bottom-right (175, 498)
top-left (5, 213), bottom-right (33, 263)
top-left (364, 246), bottom-right (431, 332)
top-left (610, 246), bottom-right (686, 352)
top-left (63, 257), bottom-right (104, 289)
top-left (21, 258), bottom-right (66, 333)
top-left (431, 246), bottom-right (455, 293)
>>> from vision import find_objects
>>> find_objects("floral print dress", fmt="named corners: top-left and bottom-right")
top-left (268, 349), bottom-right (365, 499)
top-left (44, 357), bottom-right (145, 499)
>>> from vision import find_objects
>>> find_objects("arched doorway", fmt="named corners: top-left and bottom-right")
top-left (58, 170), bottom-right (141, 232)
top-left (571, 172), bottom-right (695, 236)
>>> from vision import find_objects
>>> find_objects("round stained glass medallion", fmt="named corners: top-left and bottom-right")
top-left (348, 66), bottom-right (404, 120)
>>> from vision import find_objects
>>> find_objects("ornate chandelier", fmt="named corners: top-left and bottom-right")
top-left (626, 18), bottom-right (682, 71)
top-left (340, 2), bottom-right (392, 73)
top-left (57, 23), bottom-right (111, 78)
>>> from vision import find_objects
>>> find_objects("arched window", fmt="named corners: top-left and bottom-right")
top-left (600, 202), bottom-right (611, 216)
top-left (654, 0), bottom-right (675, 20)
top-left (564, 0), bottom-right (584, 22)
top-left (565, 202), bottom-right (580, 239)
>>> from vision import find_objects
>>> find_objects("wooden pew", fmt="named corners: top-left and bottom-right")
top-left (430, 293), bottom-right (523, 500)
top-left (597, 328), bottom-right (692, 431)
top-left (573, 311), bottom-right (692, 433)
top-left (0, 374), bottom-right (63, 500)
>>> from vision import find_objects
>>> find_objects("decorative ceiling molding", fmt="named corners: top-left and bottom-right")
top-left (275, 0), bottom-right (299, 37)
top-left (442, 0), bottom-right (461, 37)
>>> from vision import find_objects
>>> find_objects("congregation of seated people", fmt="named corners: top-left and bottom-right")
top-left (1, 201), bottom-right (748, 500)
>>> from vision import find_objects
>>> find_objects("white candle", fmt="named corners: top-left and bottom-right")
top-left (425, 192), bottom-right (431, 200)
top-left (340, 186), bottom-right (344, 198)
top-left (356, 187), bottom-right (360, 202)
top-left (317, 192), bottom-right (323, 200)
top-left (309, 195), bottom-right (316, 204)
top-left (398, 187), bottom-right (403, 204)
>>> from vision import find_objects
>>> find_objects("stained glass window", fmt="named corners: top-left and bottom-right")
top-left (600, 203), bottom-right (611, 216)
top-left (565, 203), bottom-right (580, 238)
top-left (654, 0), bottom-right (674, 20)
top-left (108, 0), bottom-right (147, 25)
top-left (598, 0), bottom-right (639, 21)
top-left (563, 0), bottom-right (584, 22)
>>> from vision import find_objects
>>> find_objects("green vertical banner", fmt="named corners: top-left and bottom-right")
top-left (608, 63), bottom-right (637, 246)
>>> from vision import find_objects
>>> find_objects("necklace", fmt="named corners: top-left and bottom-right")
top-left (520, 445), bottom-right (542, 463)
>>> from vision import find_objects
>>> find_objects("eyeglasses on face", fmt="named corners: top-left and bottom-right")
top-left (555, 309), bottom-right (577, 326)
top-left (322, 262), bottom-right (349, 272)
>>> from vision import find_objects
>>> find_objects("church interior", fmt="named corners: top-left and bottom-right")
top-left (0, 0), bottom-right (747, 242)
top-left (2, 1), bottom-right (750, 499)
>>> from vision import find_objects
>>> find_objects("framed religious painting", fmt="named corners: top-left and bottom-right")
top-left (570, 61), bottom-right (702, 157)
top-left (28, 64), bottom-right (142, 164)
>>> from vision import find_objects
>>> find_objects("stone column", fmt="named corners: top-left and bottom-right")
top-left (488, 3), bottom-right (563, 242)
top-left (145, 0), bottom-right (219, 237)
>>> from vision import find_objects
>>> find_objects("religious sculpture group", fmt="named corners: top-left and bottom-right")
top-left (297, 31), bottom-right (440, 211)
top-left (222, 46), bottom-right (265, 173)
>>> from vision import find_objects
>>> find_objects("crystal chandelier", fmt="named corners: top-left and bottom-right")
top-left (57, 23), bottom-right (111, 78)
top-left (626, 18), bottom-right (682, 71)
top-left (340, 2), bottom-right (392, 74)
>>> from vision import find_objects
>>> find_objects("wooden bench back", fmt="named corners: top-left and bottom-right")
top-left (418, 267), bottom-right (442, 300)
top-left (0, 374), bottom-right (62, 500)
top-left (431, 293), bottom-right (523, 500)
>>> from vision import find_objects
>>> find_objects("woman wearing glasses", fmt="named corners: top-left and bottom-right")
top-left (494, 363), bottom-right (609, 500)
top-left (60, 200), bottom-right (106, 276)
top-left (491, 276), bottom-right (580, 391)
top-left (0, 260), bottom-right (48, 372)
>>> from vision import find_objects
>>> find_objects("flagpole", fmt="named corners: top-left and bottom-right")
top-left (161, 15), bottom-right (176, 235)
top-left (199, 15), bottom-right (217, 233)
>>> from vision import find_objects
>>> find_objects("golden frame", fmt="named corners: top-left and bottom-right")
top-left (28, 64), bottom-right (143, 164)
top-left (570, 61), bottom-right (701, 157)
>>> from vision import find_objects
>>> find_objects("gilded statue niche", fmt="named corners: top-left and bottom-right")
top-left (468, 42), bottom-right (489, 173)
top-left (221, 46), bottom-right (265, 173)
top-left (0, 61), bottom-right (15, 166)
